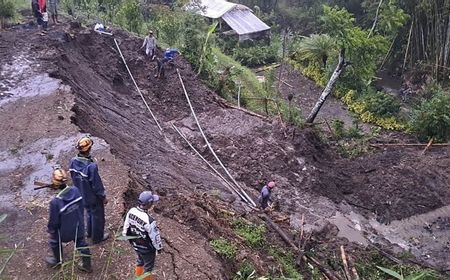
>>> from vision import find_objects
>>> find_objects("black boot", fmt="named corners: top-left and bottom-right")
top-left (46, 246), bottom-right (62, 267)
top-left (78, 256), bottom-right (92, 273)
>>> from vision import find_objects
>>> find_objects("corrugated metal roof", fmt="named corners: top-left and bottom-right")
top-left (222, 9), bottom-right (270, 35)
top-left (187, 0), bottom-right (237, 18)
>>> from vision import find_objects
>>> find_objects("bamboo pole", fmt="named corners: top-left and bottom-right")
top-left (340, 246), bottom-right (352, 280)
top-left (403, 19), bottom-right (414, 71)
top-left (177, 69), bottom-right (257, 207)
top-left (420, 138), bottom-right (434, 155)
top-left (114, 39), bottom-right (163, 131)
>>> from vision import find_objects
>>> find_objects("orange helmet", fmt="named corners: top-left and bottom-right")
top-left (52, 168), bottom-right (68, 186)
top-left (76, 135), bottom-right (93, 152)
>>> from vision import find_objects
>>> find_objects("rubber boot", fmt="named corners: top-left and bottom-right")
top-left (135, 265), bottom-right (144, 276)
top-left (144, 274), bottom-right (156, 280)
top-left (46, 246), bottom-right (62, 267)
top-left (77, 256), bottom-right (93, 273)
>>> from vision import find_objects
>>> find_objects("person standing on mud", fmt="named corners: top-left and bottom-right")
top-left (69, 135), bottom-right (110, 244)
top-left (259, 181), bottom-right (276, 210)
top-left (155, 48), bottom-right (179, 78)
top-left (31, 0), bottom-right (43, 28)
top-left (141, 30), bottom-right (157, 61)
top-left (45, 167), bottom-right (92, 272)
top-left (123, 191), bottom-right (162, 280)
top-left (48, 0), bottom-right (59, 24)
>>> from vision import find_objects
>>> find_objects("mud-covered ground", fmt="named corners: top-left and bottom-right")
top-left (1, 16), bottom-right (449, 279)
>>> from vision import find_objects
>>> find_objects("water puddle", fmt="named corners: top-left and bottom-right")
top-left (0, 135), bottom-right (110, 205)
top-left (0, 52), bottom-right (61, 106)
top-left (328, 211), bottom-right (368, 246)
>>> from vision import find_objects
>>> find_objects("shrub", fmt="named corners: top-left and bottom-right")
top-left (234, 261), bottom-right (256, 280)
top-left (269, 248), bottom-right (302, 279)
top-left (232, 219), bottom-right (266, 248)
top-left (233, 41), bottom-right (280, 67)
top-left (361, 91), bottom-right (400, 117)
top-left (117, 0), bottom-right (143, 34)
top-left (0, 0), bottom-right (14, 28)
top-left (410, 92), bottom-right (450, 142)
top-left (210, 238), bottom-right (237, 259)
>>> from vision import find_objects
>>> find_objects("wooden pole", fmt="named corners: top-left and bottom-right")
top-left (340, 246), bottom-right (352, 280)
top-left (420, 138), bottom-right (434, 155)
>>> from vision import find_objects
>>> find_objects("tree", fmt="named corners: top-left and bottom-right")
top-left (306, 49), bottom-right (348, 123)
top-left (117, 0), bottom-right (143, 34)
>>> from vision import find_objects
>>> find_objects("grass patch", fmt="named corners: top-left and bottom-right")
top-left (269, 248), bottom-right (302, 280)
top-left (209, 238), bottom-right (237, 260)
top-left (233, 261), bottom-right (256, 280)
top-left (232, 219), bottom-right (266, 248)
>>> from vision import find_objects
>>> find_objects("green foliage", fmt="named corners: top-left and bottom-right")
top-left (377, 266), bottom-right (437, 280)
top-left (269, 248), bottom-right (302, 279)
top-left (362, 91), bottom-right (400, 117)
top-left (234, 261), bottom-right (256, 280)
top-left (377, 0), bottom-right (410, 37)
top-left (0, 0), bottom-right (15, 28)
top-left (232, 41), bottom-right (280, 67)
top-left (209, 238), bottom-right (237, 260)
top-left (331, 119), bottom-right (363, 139)
top-left (232, 219), bottom-right (266, 248)
top-left (117, 0), bottom-right (143, 34)
top-left (293, 34), bottom-right (336, 67)
top-left (410, 92), bottom-right (450, 142)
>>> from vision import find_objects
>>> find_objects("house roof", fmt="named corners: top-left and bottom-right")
top-left (222, 8), bottom-right (270, 35)
top-left (187, 0), bottom-right (237, 18)
top-left (186, 0), bottom-right (271, 35)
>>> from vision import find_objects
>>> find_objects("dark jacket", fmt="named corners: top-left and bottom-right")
top-left (69, 155), bottom-right (106, 207)
top-left (48, 186), bottom-right (84, 243)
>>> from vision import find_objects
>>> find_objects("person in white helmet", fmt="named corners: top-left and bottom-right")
top-left (123, 190), bottom-right (162, 280)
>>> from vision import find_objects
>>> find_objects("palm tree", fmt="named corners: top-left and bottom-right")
top-left (294, 34), bottom-right (336, 68)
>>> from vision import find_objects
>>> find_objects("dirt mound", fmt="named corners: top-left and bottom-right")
top-left (50, 23), bottom-right (450, 224)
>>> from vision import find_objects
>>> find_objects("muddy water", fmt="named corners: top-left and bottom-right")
top-left (0, 52), bottom-right (61, 106)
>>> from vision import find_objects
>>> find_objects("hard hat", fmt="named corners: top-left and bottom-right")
top-left (76, 135), bottom-right (93, 152)
top-left (52, 168), bottom-right (68, 186)
top-left (268, 181), bottom-right (275, 188)
top-left (149, 30), bottom-right (153, 34)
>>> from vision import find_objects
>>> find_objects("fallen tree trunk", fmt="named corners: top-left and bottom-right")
top-left (306, 49), bottom-right (347, 123)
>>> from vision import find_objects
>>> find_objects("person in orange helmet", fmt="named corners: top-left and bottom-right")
top-left (69, 135), bottom-right (109, 244)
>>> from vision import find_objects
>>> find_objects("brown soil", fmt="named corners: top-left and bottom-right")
top-left (1, 16), bottom-right (450, 279)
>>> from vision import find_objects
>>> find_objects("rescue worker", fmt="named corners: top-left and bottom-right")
top-left (123, 191), bottom-right (162, 280)
top-left (259, 181), bottom-right (276, 210)
top-left (154, 48), bottom-right (179, 78)
top-left (69, 135), bottom-right (109, 244)
top-left (46, 167), bottom-right (92, 272)
top-left (140, 30), bottom-right (157, 61)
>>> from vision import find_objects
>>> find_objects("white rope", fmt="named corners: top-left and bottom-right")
top-left (176, 69), bottom-right (257, 207)
top-left (172, 123), bottom-right (249, 203)
top-left (114, 38), bottom-right (163, 131)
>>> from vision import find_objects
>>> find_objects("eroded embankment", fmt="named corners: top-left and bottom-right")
top-left (50, 25), bottom-right (450, 274)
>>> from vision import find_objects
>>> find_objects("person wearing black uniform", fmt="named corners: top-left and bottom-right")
top-left (46, 167), bottom-right (92, 272)
top-left (123, 191), bottom-right (162, 280)
top-left (69, 135), bottom-right (109, 244)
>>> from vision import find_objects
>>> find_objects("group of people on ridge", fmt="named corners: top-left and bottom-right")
top-left (140, 30), bottom-right (180, 78)
top-left (43, 135), bottom-right (161, 279)
top-left (32, 0), bottom-right (59, 34)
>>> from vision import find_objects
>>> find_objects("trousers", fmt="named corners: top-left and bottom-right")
top-left (86, 202), bottom-right (105, 243)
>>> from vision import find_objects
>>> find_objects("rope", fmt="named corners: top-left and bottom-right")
top-left (172, 124), bottom-right (247, 203)
top-left (114, 38), bottom-right (163, 131)
top-left (176, 69), bottom-right (257, 207)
